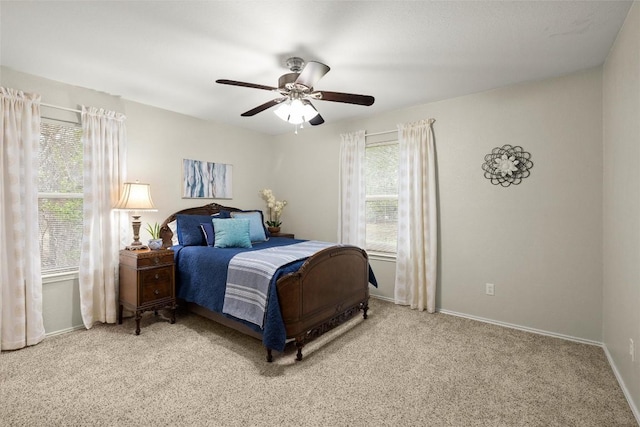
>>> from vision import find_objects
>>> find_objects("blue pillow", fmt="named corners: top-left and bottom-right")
top-left (212, 218), bottom-right (252, 248)
top-left (221, 209), bottom-right (270, 238)
top-left (230, 211), bottom-right (268, 243)
top-left (176, 214), bottom-right (215, 246)
top-left (200, 222), bottom-right (215, 246)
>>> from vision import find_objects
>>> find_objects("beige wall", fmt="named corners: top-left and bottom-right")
top-left (123, 99), bottom-right (274, 231)
top-left (273, 68), bottom-right (604, 343)
top-left (603, 1), bottom-right (640, 416)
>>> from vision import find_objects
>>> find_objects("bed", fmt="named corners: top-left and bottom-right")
top-left (159, 202), bottom-right (375, 362)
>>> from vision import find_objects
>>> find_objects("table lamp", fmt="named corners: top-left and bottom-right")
top-left (113, 182), bottom-right (157, 250)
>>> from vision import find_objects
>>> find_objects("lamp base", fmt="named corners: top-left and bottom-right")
top-left (125, 245), bottom-right (149, 251)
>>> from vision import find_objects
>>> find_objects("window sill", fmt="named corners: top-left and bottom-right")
top-left (367, 252), bottom-right (397, 262)
top-left (42, 270), bottom-right (79, 284)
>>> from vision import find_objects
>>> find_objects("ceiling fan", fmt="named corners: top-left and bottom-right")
top-left (216, 57), bottom-right (375, 127)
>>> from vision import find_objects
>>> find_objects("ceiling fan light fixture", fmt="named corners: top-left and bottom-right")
top-left (274, 99), bottom-right (319, 125)
top-left (217, 57), bottom-right (374, 128)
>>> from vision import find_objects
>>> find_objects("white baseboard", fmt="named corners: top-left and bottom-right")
top-left (370, 294), bottom-right (394, 303)
top-left (437, 308), bottom-right (602, 347)
top-left (45, 324), bottom-right (84, 338)
top-left (603, 345), bottom-right (640, 424)
top-left (373, 295), bottom-right (597, 345)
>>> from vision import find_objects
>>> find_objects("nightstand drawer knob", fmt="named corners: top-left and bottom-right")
top-left (153, 257), bottom-right (160, 265)
top-left (154, 289), bottom-right (160, 295)
top-left (155, 273), bottom-right (159, 279)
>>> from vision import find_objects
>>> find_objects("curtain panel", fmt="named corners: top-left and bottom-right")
top-left (79, 106), bottom-right (127, 329)
top-left (394, 119), bottom-right (438, 312)
top-left (0, 87), bottom-right (45, 350)
top-left (338, 130), bottom-right (366, 247)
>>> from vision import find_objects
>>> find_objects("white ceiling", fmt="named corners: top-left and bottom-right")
top-left (0, 1), bottom-right (632, 135)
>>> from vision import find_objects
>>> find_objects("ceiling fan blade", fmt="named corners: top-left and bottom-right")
top-left (315, 91), bottom-right (375, 106)
top-left (302, 101), bottom-right (324, 126)
top-left (216, 79), bottom-right (277, 92)
top-left (295, 61), bottom-right (330, 88)
top-left (309, 114), bottom-right (325, 126)
top-left (241, 98), bottom-right (286, 117)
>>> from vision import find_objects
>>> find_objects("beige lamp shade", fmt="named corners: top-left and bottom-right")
top-left (113, 182), bottom-right (157, 211)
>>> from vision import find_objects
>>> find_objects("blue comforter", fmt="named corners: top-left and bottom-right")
top-left (172, 237), bottom-right (377, 352)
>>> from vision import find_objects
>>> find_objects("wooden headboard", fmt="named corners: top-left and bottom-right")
top-left (159, 202), bottom-right (243, 248)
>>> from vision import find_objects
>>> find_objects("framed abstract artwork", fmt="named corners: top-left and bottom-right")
top-left (182, 158), bottom-right (233, 199)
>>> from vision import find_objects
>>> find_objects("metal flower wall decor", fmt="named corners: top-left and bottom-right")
top-left (482, 145), bottom-right (533, 187)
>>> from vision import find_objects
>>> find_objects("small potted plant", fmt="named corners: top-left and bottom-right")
top-left (145, 222), bottom-right (163, 250)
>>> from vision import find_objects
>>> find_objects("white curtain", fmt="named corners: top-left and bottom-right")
top-left (395, 119), bottom-right (438, 312)
top-left (0, 87), bottom-right (45, 350)
top-left (79, 106), bottom-right (127, 329)
top-left (338, 130), bottom-right (366, 247)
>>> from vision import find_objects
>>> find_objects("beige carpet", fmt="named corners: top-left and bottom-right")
top-left (0, 299), bottom-right (636, 426)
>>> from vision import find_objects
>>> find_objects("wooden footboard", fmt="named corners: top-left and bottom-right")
top-left (276, 245), bottom-right (370, 361)
top-left (160, 202), bottom-right (371, 362)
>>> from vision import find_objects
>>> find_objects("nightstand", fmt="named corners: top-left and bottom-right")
top-left (270, 232), bottom-right (295, 239)
top-left (118, 248), bottom-right (176, 335)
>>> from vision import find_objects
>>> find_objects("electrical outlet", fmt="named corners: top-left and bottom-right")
top-left (630, 339), bottom-right (635, 362)
top-left (485, 283), bottom-right (495, 296)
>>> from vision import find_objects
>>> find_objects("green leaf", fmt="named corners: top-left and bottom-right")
top-left (145, 222), bottom-right (161, 239)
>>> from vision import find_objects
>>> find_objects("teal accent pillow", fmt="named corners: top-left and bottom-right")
top-left (211, 218), bottom-right (252, 248)
top-left (230, 211), bottom-right (268, 243)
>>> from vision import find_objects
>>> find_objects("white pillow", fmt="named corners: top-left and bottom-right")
top-left (168, 220), bottom-right (179, 246)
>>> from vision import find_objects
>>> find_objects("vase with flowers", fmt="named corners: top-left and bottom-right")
top-left (259, 188), bottom-right (287, 234)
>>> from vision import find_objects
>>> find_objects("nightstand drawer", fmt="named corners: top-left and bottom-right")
top-left (140, 267), bottom-right (173, 304)
top-left (119, 249), bottom-right (173, 269)
top-left (137, 253), bottom-right (172, 268)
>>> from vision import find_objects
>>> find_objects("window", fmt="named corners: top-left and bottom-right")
top-left (38, 120), bottom-right (83, 274)
top-left (364, 141), bottom-right (398, 254)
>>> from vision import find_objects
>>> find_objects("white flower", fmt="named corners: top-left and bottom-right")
top-left (494, 154), bottom-right (519, 177)
top-left (259, 188), bottom-right (288, 225)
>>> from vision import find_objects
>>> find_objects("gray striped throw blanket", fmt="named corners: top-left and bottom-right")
top-left (222, 241), bottom-right (334, 327)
